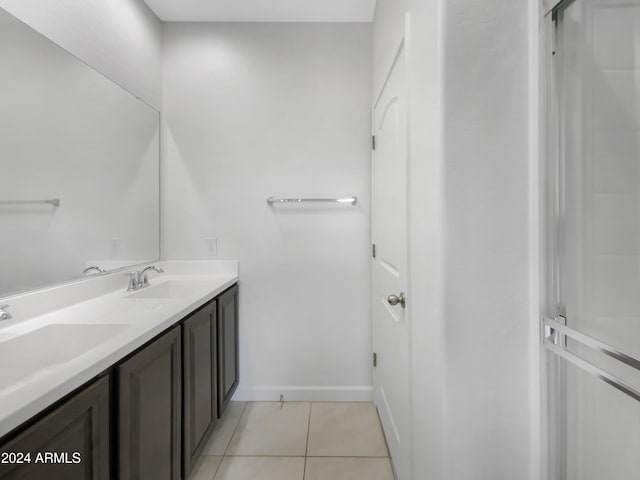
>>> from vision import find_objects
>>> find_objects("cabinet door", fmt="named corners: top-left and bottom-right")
top-left (0, 375), bottom-right (110, 480)
top-left (118, 326), bottom-right (181, 480)
top-left (182, 301), bottom-right (217, 477)
top-left (217, 284), bottom-right (239, 417)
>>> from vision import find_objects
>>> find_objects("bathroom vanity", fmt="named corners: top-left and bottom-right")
top-left (0, 264), bottom-right (239, 480)
top-left (0, 8), bottom-right (242, 480)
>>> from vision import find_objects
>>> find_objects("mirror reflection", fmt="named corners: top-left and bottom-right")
top-left (0, 8), bottom-right (160, 298)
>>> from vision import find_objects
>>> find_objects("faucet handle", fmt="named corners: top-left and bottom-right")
top-left (124, 272), bottom-right (140, 291)
top-left (0, 304), bottom-right (12, 321)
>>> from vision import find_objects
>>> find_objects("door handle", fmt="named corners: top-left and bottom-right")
top-left (387, 293), bottom-right (406, 308)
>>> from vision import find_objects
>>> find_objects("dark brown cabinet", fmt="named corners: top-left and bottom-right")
top-left (217, 284), bottom-right (239, 417)
top-left (0, 375), bottom-right (110, 480)
top-left (118, 326), bottom-right (181, 480)
top-left (0, 283), bottom-right (238, 480)
top-left (182, 301), bottom-right (217, 477)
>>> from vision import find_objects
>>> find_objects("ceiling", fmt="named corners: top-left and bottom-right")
top-left (143, 0), bottom-right (377, 22)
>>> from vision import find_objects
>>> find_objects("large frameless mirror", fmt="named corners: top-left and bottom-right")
top-left (0, 7), bottom-right (160, 298)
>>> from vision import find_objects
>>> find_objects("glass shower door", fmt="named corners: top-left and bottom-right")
top-left (544, 1), bottom-right (640, 479)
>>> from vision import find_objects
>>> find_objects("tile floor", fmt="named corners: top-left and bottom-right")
top-left (188, 401), bottom-right (395, 480)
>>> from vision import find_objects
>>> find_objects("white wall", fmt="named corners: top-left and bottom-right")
top-left (162, 23), bottom-right (373, 401)
top-left (442, 2), bottom-right (532, 478)
top-left (0, 0), bottom-right (162, 109)
top-left (374, 1), bottom-right (534, 479)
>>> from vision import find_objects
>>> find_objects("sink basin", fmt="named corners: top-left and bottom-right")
top-left (127, 280), bottom-right (210, 299)
top-left (0, 323), bottom-right (130, 389)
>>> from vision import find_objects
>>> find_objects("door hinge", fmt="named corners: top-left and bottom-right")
top-left (372, 244), bottom-right (376, 258)
top-left (372, 135), bottom-right (376, 151)
top-left (373, 352), bottom-right (377, 367)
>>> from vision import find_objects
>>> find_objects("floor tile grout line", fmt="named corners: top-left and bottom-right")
top-left (219, 454), bottom-right (389, 459)
top-left (209, 455), bottom-right (223, 480)
top-left (374, 405), bottom-right (397, 480)
top-left (213, 401), bottom-right (390, 478)
top-left (213, 402), bottom-right (248, 480)
top-left (374, 405), bottom-right (393, 459)
top-left (219, 454), bottom-right (306, 458)
top-left (203, 455), bottom-right (389, 460)
top-left (222, 401), bottom-right (249, 457)
top-left (208, 402), bottom-right (249, 480)
top-left (306, 455), bottom-right (390, 459)
top-left (303, 402), bottom-right (313, 480)
top-left (305, 402), bottom-right (313, 456)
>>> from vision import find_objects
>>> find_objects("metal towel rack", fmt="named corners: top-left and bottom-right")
top-left (543, 316), bottom-right (640, 401)
top-left (266, 196), bottom-right (357, 206)
top-left (0, 198), bottom-right (60, 207)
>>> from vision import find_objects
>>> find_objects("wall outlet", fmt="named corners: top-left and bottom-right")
top-left (110, 238), bottom-right (122, 258)
top-left (205, 237), bottom-right (218, 257)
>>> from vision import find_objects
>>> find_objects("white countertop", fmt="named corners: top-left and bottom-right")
top-left (0, 261), bottom-right (238, 438)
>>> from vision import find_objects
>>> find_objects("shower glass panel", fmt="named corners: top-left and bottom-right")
top-left (546, 1), bottom-right (640, 479)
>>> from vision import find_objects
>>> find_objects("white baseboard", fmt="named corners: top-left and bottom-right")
top-left (233, 385), bottom-right (373, 402)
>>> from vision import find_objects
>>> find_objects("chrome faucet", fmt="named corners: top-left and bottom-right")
top-left (0, 304), bottom-right (12, 321)
top-left (83, 265), bottom-right (106, 275)
top-left (139, 265), bottom-right (164, 287)
top-left (126, 265), bottom-right (164, 291)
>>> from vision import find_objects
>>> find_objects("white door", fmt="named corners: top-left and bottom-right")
top-left (372, 43), bottom-right (410, 480)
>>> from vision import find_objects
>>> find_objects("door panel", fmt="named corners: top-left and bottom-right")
top-left (0, 376), bottom-right (110, 480)
top-left (118, 326), bottom-right (181, 480)
top-left (217, 284), bottom-right (239, 417)
top-left (183, 302), bottom-right (217, 477)
top-left (372, 42), bottom-right (410, 480)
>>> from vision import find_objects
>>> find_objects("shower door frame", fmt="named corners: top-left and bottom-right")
top-left (540, 3), bottom-right (567, 479)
